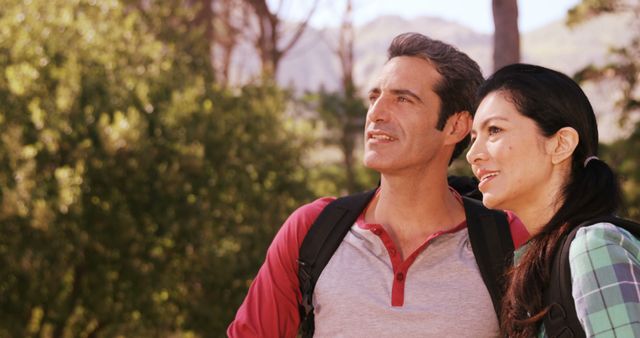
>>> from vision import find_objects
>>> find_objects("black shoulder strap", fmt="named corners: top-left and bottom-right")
top-left (463, 196), bottom-right (514, 318)
top-left (297, 187), bottom-right (513, 337)
top-left (297, 189), bottom-right (377, 338)
top-left (544, 216), bottom-right (640, 338)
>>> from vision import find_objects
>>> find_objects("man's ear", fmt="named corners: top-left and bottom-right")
top-left (547, 126), bottom-right (579, 165)
top-left (443, 111), bottom-right (472, 145)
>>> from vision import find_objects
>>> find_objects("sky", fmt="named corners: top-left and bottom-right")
top-left (272, 0), bottom-right (582, 33)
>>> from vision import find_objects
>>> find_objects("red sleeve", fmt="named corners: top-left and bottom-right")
top-left (227, 197), bottom-right (335, 338)
top-left (505, 210), bottom-right (529, 250)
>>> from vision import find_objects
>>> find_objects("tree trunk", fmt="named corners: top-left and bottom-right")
top-left (245, 0), bottom-right (317, 78)
top-left (212, 0), bottom-right (247, 86)
top-left (189, 0), bottom-right (216, 71)
top-left (338, 0), bottom-right (359, 193)
top-left (342, 128), bottom-right (357, 193)
top-left (492, 0), bottom-right (520, 71)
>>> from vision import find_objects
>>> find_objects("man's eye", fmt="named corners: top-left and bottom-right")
top-left (397, 96), bottom-right (409, 103)
top-left (488, 126), bottom-right (502, 135)
top-left (369, 95), bottom-right (378, 103)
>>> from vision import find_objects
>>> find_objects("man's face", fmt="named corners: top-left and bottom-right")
top-left (363, 56), bottom-right (446, 175)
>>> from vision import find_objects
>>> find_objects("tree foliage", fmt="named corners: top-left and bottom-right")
top-left (304, 87), bottom-right (373, 195)
top-left (302, 0), bottom-right (378, 196)
top-left (567, 0), bottom-right (640, 220)
top-left (0, 0), bottom-right (312, 336)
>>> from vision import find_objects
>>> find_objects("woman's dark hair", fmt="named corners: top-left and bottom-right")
top-left (477, 63), bottom-right (623, 337)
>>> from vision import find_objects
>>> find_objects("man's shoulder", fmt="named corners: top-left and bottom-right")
top-left (288, 197), bottom-right (337, 229)
top-left (276, 196), bottom-right (337, 247)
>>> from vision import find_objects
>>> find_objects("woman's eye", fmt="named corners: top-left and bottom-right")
top-left (488, 126), bottom-right (502, 135)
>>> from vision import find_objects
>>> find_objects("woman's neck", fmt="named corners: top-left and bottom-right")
top-left (513, 164), bottom-right (571, 236)
top-left (512, 191), bottom-right (565, 236)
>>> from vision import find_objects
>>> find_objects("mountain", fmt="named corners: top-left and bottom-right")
top-left (523, 12), bottom-right (636, 142)
top-left (228, 12), bottom-right (636, 142)
top-left (273, 15), bottom-right (492, 92)
top-left (523, 12), bottom-right (635, 74)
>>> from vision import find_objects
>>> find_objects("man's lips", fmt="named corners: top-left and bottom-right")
top-left (367, 130), bottom-right (397, 142)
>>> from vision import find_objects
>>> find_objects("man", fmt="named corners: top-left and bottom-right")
top-left (228, 32), bottom-right (528, 337)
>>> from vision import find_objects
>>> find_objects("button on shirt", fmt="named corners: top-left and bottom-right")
top-left (228, 193), bottom-right (528, 338)
top-left (312, 208), bottom-right (500, 337)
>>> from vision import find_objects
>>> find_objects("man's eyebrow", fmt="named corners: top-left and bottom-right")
top-left (367, 88), bottom-right (380, 96)
top-left (390, 89), bottom-right (423, 103)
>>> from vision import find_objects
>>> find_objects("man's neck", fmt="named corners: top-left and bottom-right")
top-left (365, 172), bottom-right (466, 259)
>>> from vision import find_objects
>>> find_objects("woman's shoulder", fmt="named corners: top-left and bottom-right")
top-left (569, 221), bottom-right (640, 260)
top-left (567, 221), bottom-right (640, 337)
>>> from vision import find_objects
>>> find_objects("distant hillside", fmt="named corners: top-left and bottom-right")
top-left (523, 12), bottom-right (636, 142)
top-left (523, 12), bottom-right (635, 74)
top-left (352, 15), bottom-right (492, 91)
top-left (228, 12), bottom-right (635, 141)
top-left (272, 15), bottom-right (492, 92)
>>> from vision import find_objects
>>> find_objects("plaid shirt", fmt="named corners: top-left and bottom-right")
top-left (523, 222), bottom-right (640, 337)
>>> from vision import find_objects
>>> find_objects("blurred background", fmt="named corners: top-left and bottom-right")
top-left (0, 0), bottom-right (638, 337)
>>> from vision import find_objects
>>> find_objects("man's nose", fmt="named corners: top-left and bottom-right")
top-left (367, 96), bottom-right (389, 123)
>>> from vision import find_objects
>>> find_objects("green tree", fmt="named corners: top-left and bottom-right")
top-left (565, 0), bottom-right (640, 221)
top-left (305, 87), bottom-right (374, 196)
top-left (0, 0), bottom-right (312, 336)
top-left (303, 0), bottom-right (377, 196)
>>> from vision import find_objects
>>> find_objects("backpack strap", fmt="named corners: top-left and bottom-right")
top-left (463, 196), bottom-right (514, 318)
top-left (544, 216), bottom-right (640, 338)
top-left (297, 189), bottom-right (377, 338)
top-left (297, 182), bottom-right (512, 337)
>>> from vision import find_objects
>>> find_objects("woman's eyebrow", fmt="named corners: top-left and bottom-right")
top-left (477, 116), bottom-right (509, 130)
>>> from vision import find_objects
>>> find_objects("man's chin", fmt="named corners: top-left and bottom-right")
top-left (362, 156), bottom-right (381, 171)
top-left (362, 158), bottom-right (391, 172)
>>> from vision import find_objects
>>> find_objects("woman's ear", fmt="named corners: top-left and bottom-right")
top-left (444, 111), bottom-right (472, 145)
top-left (547, 127), bottom-right (579, 165)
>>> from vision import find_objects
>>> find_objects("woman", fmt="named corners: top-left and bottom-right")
top-left (466, 63), bottom-right (640, 337)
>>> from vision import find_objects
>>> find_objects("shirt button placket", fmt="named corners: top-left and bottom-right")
top-left (389, 248), bottom-right (396, 257)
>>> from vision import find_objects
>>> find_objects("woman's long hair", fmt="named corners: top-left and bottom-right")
top-left (477, 64), bottom-right (623, 337)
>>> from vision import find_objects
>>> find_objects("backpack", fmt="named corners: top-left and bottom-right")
top-left (543, 216), bottom-right (640, 338)
top-left (297, 177), bottom-right (514, 337)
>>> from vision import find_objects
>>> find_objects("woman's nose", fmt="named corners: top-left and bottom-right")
top-left (466, 136), bottom-right (486, 164)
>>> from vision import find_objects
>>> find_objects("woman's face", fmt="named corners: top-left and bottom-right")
top-left (466, 91), bottom-right (555, 213)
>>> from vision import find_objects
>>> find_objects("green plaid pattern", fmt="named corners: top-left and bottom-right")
top-left (531, 222), bottom-right (640, 337)
top-left (565, 222), bottom-right (640, 337)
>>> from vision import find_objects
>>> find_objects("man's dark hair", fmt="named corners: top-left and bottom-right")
top-left (387, 32), bottom-right (484, 161)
